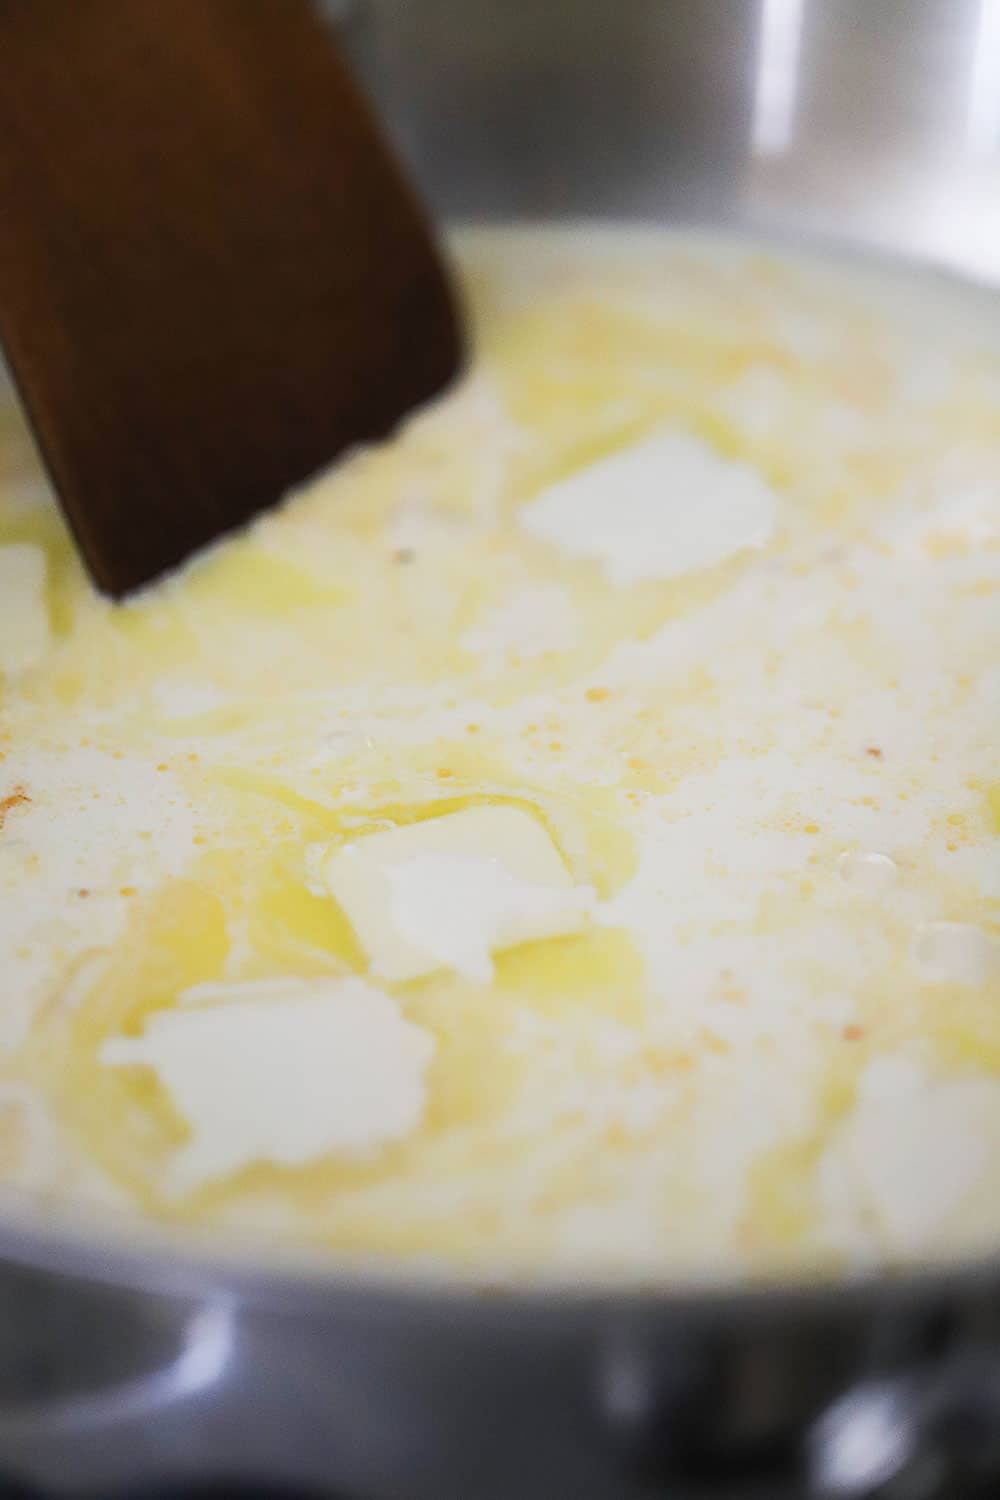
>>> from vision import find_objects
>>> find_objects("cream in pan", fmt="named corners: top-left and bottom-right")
top-left (0, 228), bottom-right (997, 1279)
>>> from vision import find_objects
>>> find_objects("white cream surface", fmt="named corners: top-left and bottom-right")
top-left (0, 228), bottom-right (998, 1282)
top-left (520, 430), bottom-right (779, 584)
top-left (0, 544), bottom-right (49, 674)
top-left (0, 744), bottom-right (204, 1051)
top-left (100, 979), bottom-right (435, 1191)
top-left (461, 585), bottom-right (580, 661)
top-left (912, 922), bottom-right (999, 986)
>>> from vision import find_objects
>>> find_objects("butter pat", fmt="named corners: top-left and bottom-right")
top-left (100, 978), bottom-right (434, 1191)
top-left (0, 545), bottom-right (50, 674)
top-left (314, 805), bottom-right (594, 983)
top-left (520, 431), bottom-right (778, 585)
top-left (823, 1057), bottom-right (1000, 1254)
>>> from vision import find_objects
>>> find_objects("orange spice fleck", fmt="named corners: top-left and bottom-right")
top-left (866, 746), bottom-right (883, 759)
top-left (0, 786), bottom-right (30, 830)
top-left (843, 1024), bottom-right (864, 1042)
top-left (436, 768), bottom-right (455, 780)
top-left (586, 687), bottom-right (611, 703)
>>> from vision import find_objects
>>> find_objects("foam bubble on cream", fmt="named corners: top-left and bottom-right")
top-left (838, 850), bottom-right (899, 895)
top-left (100, 977), bottom-right (434, 1191)
top-left (0, 545), bottom-right (50, 674)
top-left (520, 431), bottom-right (778, 585)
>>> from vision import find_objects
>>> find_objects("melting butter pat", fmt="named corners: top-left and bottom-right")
top-left (0, 545), bottom-right (50, 674)
top-left (313, 805), bottom-right (594, 983)
top-left (823, 1057), bottom-right (1000, 1254)
top-left (520, 431), bottom-right (778, 585)
top-left (100, 978), bottom-right (434, 1192)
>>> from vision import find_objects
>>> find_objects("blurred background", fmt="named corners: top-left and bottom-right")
top-left (346, 0), bottom-right (1000, 284)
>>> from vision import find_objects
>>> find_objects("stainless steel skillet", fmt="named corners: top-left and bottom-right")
top-left (2, 3), bottom-right (999, 1495)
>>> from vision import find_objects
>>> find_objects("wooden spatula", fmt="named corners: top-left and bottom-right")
top-left (0, 0), bottom-right (462, 596)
